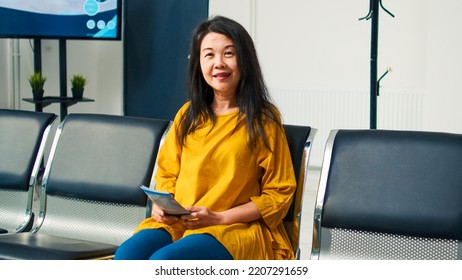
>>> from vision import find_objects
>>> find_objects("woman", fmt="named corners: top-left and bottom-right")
top-left (114, 15), bottom-right (296, 260)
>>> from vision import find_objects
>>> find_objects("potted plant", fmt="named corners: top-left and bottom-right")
top-left (70, 74), bottom-right (87, 99)
top-left (28, 72), bottom-right (47, 101)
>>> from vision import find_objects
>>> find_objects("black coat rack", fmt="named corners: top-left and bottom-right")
top-left (359, 0), bottom-right (394, 129)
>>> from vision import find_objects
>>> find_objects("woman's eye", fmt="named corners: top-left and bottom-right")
top-left (224, 51), bottom-right (234, 57)
top-left (204, 53), bottom-right (213, 58)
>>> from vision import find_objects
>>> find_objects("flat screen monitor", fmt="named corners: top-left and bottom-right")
top-left (0, 0), bottom-right (122, 40)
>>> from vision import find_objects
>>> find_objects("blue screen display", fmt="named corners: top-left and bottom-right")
top-left (0, 0), bottom-right (121, 40)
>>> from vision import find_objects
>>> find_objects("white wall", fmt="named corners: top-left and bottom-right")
top-left (1, 1), bottom-right (461, 164)
top-left (424, 1), bottom-right (462, 133)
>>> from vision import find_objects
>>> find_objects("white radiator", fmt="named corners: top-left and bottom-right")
top-left (271, 87), bottom-right (424, 167)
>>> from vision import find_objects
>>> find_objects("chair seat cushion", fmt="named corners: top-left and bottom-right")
top-left (0, 233), bottom-right (117, 260)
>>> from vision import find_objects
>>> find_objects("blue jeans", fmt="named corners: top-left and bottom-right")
top-left (114, 229), bottom-right (233, 260)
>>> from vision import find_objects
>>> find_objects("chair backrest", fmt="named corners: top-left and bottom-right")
top-left (312, 129), bottom-right (462, 260)
top-left (0, 109), bottom-right (57, 234)
top-left (282, 124), bottom-right (316, 259)
top-left (32, 113), bottom-right (171, 245)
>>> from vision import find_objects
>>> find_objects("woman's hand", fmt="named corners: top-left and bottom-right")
top-left (151, 203), bottom-right (179, 225)
top-left (153, 201), bottom-right (262, 229)
top-left (182, 202), bottom-right (262, 229)
top-left (182, 206), bottom-right (223, 229)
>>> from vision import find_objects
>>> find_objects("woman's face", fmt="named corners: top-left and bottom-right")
top-left (199, 32), bottom-right (241, 98)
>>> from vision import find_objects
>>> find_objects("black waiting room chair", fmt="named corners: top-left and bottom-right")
top-left (311, 129), bottom-right (462, 260)
top-left (282, 124), bottom-right (316, 259)
top-left (0, 109), bottom-right (57, 234)
top-left (0, 113), bottom-right (171, 259)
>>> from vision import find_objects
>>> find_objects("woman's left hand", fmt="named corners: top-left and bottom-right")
top-left (182, 206), bottom-right (223, 229)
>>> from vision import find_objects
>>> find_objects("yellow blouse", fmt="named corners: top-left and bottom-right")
top-left (135, 103), bottom-right (296, 260)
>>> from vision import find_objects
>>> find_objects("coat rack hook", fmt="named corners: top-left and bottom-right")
top-left (359, 0), bottom-right (394, 21)
top-left (379, 0), bottom-right (395, 18)
top-left (377, 67), bottom-right (392, 96)
top-left (359, 10), bottom-right (373, 21)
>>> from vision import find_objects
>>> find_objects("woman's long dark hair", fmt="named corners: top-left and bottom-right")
top-left (179, 15), bottom-right (281, 149)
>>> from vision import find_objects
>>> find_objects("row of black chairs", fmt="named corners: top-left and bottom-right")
top-left (0, 110), bottom-right (172, 259)
top-left (312, 129), bottom-right (462, 260)
top-left (1, 108), bottom-right (461, 260)
top-left (0, 109), bottom-right (315, 260)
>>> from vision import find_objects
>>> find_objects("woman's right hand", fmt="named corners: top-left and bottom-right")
top-left (151, 202), bottom-right (179, 225)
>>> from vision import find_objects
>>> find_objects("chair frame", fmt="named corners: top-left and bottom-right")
top-left (0, 113), bottom-right (171, 259)
top-left (0, 109), bottom-right (57, 234)
top-left (31, 120), bottom-right (172, 234)
top-left (282, 125), bottom-right (316, 260)
top-left (311, 130), bottom-right (336, 260)
top-left (34, 114), bottom-right (171, 238)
